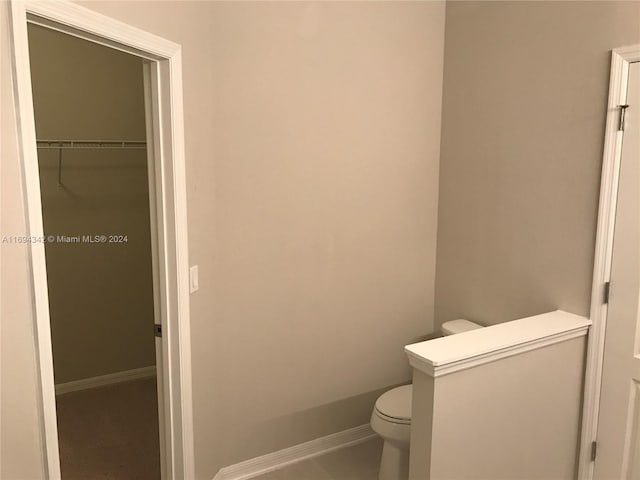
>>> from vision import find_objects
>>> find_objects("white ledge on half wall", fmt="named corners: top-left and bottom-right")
top-left (405, 310), bottom-right (591, 378)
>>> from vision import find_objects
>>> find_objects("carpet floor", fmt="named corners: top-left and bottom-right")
top-left (56, 377), bottom-right (161, 480)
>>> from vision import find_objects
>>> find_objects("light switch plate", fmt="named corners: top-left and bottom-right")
top-left (189, 265), bottom-right (199, 293)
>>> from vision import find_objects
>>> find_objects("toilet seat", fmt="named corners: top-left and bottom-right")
top-left (374, 409), bottom-right (411, 425)
top-left (374, 385), bottom-right (412, 425)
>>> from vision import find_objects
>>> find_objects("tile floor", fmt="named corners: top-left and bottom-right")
top-left (254, 438), bottom-right (383, 480)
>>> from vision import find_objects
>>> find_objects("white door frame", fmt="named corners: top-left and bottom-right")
top-left (143, 59), bottom-right (169, 480)
top-left (578, 44), bottom-right (640, 480)
top-left (7, 1), bottom-right (195, 479)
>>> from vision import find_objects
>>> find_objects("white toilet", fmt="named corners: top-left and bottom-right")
top-left (370, 319), bottom-right (483, 480)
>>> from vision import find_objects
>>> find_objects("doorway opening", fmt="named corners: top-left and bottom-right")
top-left (29, 23), bottom-right (162, 479)
top-left (8, 2), bottom-right (194, 479)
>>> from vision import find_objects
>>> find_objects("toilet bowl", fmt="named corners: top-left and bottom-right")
top-left (371, 319), bottom-right (483, 480)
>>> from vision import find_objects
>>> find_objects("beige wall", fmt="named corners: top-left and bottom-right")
top-left (1, 2), bottom-right (445, 478)
top-left (28, 25), bottom-right (155, 384)
top-left (435, 1), bottom-right (640, 328)
top-left (184, 3), bottom-right (445, 473)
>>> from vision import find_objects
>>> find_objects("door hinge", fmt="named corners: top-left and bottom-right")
top-left (603, 282), bottom-right (611, 304)
top-left (619, 104), bottom-right (630, 131)
top-left (154, 324), bottom-right (162, 337)
top-left (591, 441), bottom-right (597, 462)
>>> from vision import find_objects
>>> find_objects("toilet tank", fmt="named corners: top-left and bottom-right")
top-left (441, 319), bottom-right (483, 336)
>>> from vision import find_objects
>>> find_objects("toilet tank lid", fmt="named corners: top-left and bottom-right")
top-left (441, 319), bottom-right (483, 336)
top-left (375, 384), bottom-right (412, 421)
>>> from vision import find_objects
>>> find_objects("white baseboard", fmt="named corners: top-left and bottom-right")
top-left (213, 424), bottom-right (376, 480)
top-left (55, 365), bottom-right (156, 395)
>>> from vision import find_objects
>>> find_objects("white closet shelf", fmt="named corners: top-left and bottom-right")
top-left (36, 140), bottom-right (146, 149)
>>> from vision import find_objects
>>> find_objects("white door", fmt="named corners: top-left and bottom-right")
top-left (595, 61), bottom-right (640, 480)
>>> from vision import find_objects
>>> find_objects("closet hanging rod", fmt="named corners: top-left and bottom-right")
top-left (36, 140), bottom-right (147, 149)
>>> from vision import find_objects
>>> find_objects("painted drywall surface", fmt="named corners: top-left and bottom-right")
top-left (410, 337), bottom-right (586, 479)
top-left (0, 2), bottom-right (46, 478)
top-left (186, 3), bottom-right (444, 473)
top-left (27, 25), bottom-right (155, 384)
top-left (3, 1), bottom-right (446, 478)
top-left (408, 370), bottom-right (435, 480)
top-left (435, 1), bottom-right (640, 328)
